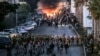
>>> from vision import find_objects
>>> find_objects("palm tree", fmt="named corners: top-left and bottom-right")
top-left (74, 0), bottom-right (88, 7)
top-left (74, 0), bottom-right (100, 55)
top-left (74, 0), bottom-right (100, 40)
top-left (88, 0), bottom-right (100, 40)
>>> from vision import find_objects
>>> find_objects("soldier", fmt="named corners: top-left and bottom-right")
top-left (79, 37), bottom-right (82, 46)
top-left (23, 41), bottom-right (28, 54)
top-left (6, 45), bottom-right (12, 56)
top-left (75, 36), bottom-right (79, 45)
top-left (71, 36), bottom-right (74, 45)
top-left (65, 43), bottom-right (69, 53)
top-left (28, 40), bottom-right (33, 56)
top-left (15, 41), bottom-right (20, 55)
top-left (19, 44), bottom-right (25, 56)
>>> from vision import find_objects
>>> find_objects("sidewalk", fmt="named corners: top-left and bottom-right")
top-left (68, 46), bottom-right (84, 56)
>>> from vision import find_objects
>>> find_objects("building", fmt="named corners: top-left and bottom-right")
top-left (83, 2), bottom-right (92, 35)
top-left (71, 0), bottom-right (93, 36)
top-left (70, 0), bottom-right (83, 26)
top-left (70, 0), bottom-right (75, 13)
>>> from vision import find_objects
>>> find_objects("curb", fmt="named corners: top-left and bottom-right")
top-left (83, 45), bottom-right (87, 56)
top-left (71, 24), bottom-right (87, 56)
top-left (70, 24), bottom-right (79, 36)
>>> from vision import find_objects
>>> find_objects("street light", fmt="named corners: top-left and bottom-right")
top-left (13, 0), bottom-right (18, 27)
top-left (16, 9), bottom-right (18, 27)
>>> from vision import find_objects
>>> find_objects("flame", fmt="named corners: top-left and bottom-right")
top-left (38, 2), bottom-right (63, 19)
top-left (42, 8), bottom-right (59, 17)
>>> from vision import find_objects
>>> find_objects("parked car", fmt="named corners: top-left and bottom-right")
top-left (16, 26), bottom-right (28, 35)
top-left (31, 22), bottom-right (37, 27)
top-left (25, 25), bottom-right (35, 30)
top-left (24, 21), bottom-right (37, 27)
top-left (4, 28), bottom-right (16, 33)
top-left (4, 29), bottom-right (21, 37)
top-left (0, 32), bottom-right (11, 49)
top-left (0, 32), bottom-right (9, 35)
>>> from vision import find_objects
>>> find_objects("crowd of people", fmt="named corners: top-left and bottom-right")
top-left (6, 8), bottom-right (81, 56)
top-left (6, 35), bottom-right (83, 56)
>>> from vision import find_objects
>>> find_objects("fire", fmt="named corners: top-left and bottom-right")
top-left (42, 8), bottom-right (59, 17)
top-left (38, 2), bottom-right (63, 18)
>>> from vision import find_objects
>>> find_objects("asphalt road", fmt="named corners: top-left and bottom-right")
top-left (0, 46), bottom-right (84, 56)
top-left (31, 25), bottom-right (76, 37)
top-left (0, 25), bottom-right (84, 56)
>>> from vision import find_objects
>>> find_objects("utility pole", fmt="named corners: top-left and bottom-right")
top-left (16, 9), bottom-right (18, 27)
top-left (14, 0), bottom-right (18, 27)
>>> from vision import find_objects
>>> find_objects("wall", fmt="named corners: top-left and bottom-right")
top-left (70, 0), bottom-right (75, 13)
top-left (83, 5), bottom-right (92, 28)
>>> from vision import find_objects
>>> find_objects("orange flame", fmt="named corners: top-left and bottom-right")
top-left (42, 8), bottom-right (59, 17)
top-left (38, 2), bottom-right (63, 18)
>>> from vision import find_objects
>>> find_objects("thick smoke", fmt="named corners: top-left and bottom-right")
top-left (39, 0), bottom-right (61, 9)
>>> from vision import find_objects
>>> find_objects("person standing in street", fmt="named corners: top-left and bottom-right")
top-left (23, 41), bottom-right (28, 54)
top-left (19, 43), bottom-right (25, 56)
top-left (28, 40), bottom-right (33, 56)
top-left (65, 43), bottom-right (69, 53)
top-left (6, 45), bottom-right (12, 56)
top-left (15, 41), bottom-right (20, 56)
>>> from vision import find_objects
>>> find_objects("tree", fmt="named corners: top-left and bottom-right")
top-left (77, 0), bottom-right (100, 55)
top-left (88, 0), bottom-right (100, 42)
top-left (88, 0), bottom-right (100, 20)
top-left (73, 0), bottom-right (88, 25)
top-left (17, 3), bottom-right (31, 23)
top-left (74, 0), bottom-right (88, 7)
top-left (17, 3), bottom-right (31, 13)
top-left (0, 1), bottom-right (19, 23)
top-left (26, 0), bottom-right (39, 11)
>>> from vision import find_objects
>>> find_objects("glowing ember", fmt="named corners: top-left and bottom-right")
top-left (38, 2), bottom-right (63, 18)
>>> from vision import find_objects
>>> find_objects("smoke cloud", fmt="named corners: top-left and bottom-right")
top-left (39, 0), bottom-right (61, 9)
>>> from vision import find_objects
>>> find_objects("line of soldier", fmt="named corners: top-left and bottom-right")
top-left (9, 35), bottom-right (83, 56)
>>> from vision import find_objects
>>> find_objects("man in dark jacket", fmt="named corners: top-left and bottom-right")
top-left (65, 43), bottom-right (69, 53)
top-left (6, 45), bottom-right (12, 56)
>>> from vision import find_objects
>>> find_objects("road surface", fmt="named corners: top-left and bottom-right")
top-left (0, 25), bottom-right (84, 56)
top-left (31, 25), bottom-right (76, 37)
